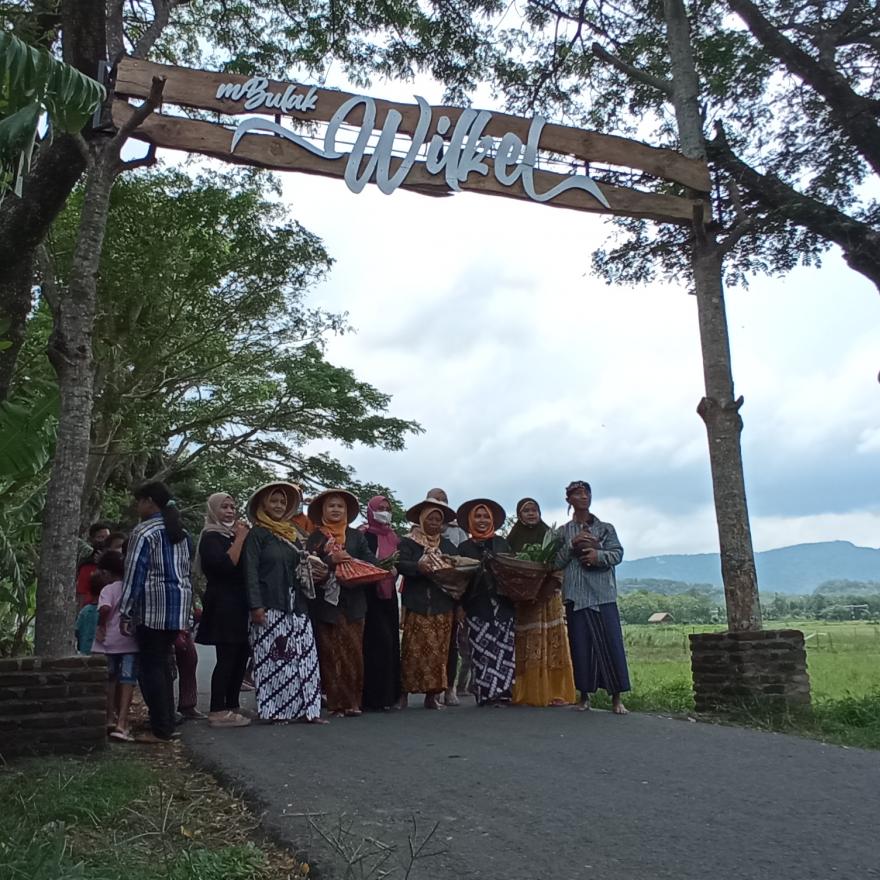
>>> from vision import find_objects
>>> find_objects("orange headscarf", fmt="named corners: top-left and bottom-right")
top-left (320, 494), bottom-right (349, 546)
top-left (467, 504), bottom-right (496, 541)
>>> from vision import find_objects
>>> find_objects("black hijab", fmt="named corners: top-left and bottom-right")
top-left (506, 497), bottom-right (550, 553)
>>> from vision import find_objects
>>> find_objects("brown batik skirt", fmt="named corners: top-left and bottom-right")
top-left (315, 617), bottom-right (365, 713)
top-left (401, 611), bottom-right (454, 695)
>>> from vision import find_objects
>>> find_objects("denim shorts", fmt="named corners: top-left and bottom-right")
top-left (106, 653), bottom-right (138, 684)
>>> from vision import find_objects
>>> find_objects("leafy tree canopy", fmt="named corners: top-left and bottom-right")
top-left (18, 166), bottom-right (420, 519)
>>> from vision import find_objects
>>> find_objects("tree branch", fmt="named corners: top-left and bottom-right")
top-left (727, 0), bottom-right (880, 176)
top-left (110, 75), bottom-right (165, 148)
top-left (117, 143), bottom-right (157, 172)
top-left (591, 41), bottom-right (673, 96)
top-left (708, 121), bottom-right (880, 293)
top-left (131, 0), bottom-right (189, 59)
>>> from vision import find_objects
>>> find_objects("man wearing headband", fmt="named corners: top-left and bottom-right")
top-left (555, 481), bottom-right (630, 714)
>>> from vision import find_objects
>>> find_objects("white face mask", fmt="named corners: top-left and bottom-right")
top-left (373, 511), bottom-right (393, 525)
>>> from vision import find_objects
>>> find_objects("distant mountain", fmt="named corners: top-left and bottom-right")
top-left (618, 541), bottom-right (880, 595)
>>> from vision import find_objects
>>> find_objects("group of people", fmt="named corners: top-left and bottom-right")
top-left (79, 478), bottom-right (631, 742)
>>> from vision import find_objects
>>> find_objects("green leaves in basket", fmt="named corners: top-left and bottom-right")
top-left (515, 525), bottom-right (561, 564)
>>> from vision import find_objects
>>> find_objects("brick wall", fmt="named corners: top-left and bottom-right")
top-left (689, 629), bottom-right (811, 715)
top-left (0, 656), bottom-right (108, 757)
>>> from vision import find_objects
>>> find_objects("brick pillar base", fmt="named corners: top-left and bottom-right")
top-left (0, 655), bottom-right (108, 758)
top-left (689, 630), bottom-right (811, 716)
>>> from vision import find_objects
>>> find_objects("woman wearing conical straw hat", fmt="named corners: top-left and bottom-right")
top-left (306, 489), bottom-right (381, 717)
top-left (397, 499), bottom-right (458, 710)
top-left (242, 482), bottom-right (327, 724)
top-left (457, 498), bottom-right (516, 706)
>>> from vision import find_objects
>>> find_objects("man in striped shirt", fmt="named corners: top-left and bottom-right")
top-left (555, 480), bottom-right (630, 714)
top-left (120, 482), bottom-right (193, 742)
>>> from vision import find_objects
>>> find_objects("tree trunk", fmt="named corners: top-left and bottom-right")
top-left (0, 0), bottom-right (106, 398)
top-left (0, 254), bottom-right (35, 399)
top-left (663, 0), bottom-right (762, 630)
top-left (692, 241), bottom-right (761, 630)
top-left (34, 149), bottom-right (116, 656)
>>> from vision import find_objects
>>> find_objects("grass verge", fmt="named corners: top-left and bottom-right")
top-left (0, 747), bottom-right (308, 880)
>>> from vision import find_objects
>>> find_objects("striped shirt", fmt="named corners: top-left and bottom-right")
top-left (120, 514), bottom-right (193, 631)
top-left (555, 516), bottom-right (624, 611)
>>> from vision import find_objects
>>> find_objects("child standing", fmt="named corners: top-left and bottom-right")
top-left (91, 550), bottom-right (140, 742)
top-left (75, 575), bottom-right (102, 654)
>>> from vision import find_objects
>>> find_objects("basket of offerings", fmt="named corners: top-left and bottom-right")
top-left (490, 531), bottom-right (563, 603)
top-left (334, 557), bottom-right (388, 586)
top-left (490, 555), bottom-right (550, 602)
top-left (430, 555), bottom-right (480, 600)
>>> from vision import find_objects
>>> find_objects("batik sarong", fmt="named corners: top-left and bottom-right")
top-left (249, 609), bottom-right (321, 721)
top-left (315, 617), bottom-right (365, 713)
top-left (513, 592), bottom-right (577, 707)
top-left (467, 602), bottom-right (515, 705)
top-left (401, 610), bottom-right (453, 695)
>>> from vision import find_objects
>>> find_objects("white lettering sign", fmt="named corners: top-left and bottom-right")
top-left (216, 77), bottom-right (318, 114)
top-left (227, 91), bottom-right (610, 209)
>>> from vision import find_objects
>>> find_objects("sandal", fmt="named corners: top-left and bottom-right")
top-left (109, 728), bottom-right (135, 742)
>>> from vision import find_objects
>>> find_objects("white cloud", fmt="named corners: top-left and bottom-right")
top-left (153, 74), bottom-right (880, 559)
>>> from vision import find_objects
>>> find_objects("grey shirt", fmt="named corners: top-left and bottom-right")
top-left (555, 516), bottom-right (624, 611)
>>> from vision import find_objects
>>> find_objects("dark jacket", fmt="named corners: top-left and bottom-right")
top-left (397, 536), bottom-right (457, 616)
top-left (459, 536), bottom-right (515, 622)
top-left (307, 527), bottom-right (378, 624)
top-left (195, 531), bottom-right (248, 644)
top-left (242, 526), bottom-right (310, 616)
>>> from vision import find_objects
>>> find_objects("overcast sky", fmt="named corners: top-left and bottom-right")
top-left (159, 72), bottom-right (880, 560)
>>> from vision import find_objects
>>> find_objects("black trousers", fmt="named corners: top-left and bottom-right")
top-left (210, 642), bottom-right (250, 712)
top-left (135, 625), bottom-right (178, 739)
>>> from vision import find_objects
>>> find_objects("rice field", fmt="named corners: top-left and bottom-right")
top-left (590, 621), bottom-right (880, 747)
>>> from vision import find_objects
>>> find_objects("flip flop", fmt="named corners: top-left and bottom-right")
top-left (109, 728), bottom-right (135, 743)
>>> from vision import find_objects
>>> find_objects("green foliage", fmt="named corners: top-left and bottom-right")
top-left (24, 167), bottom-right (420, 519)
top-left (0, 29), bottom-right (105, 196)
top-left (514, 527), bottom-right (561, 563)
top-left (618, 589), bottom-right (718, 624)
top-left (0, 753), bottom-right (281, 880)
top-left (0, 382), bottom-right (57, 655)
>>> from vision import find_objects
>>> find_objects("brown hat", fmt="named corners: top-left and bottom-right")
top-left (307, 488), bottom-right (360, 526)
top-left (405, 499), bottom-right (456, 525)
top-left (246, 482), bottom-right (302, 523)
top-left (456, 498), bottom-right (506, 532)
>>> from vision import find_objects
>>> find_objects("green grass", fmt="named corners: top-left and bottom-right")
top-left (606, 620), bottom-right (880, 748)
top-left (0, 753), bottom-right (297, 880)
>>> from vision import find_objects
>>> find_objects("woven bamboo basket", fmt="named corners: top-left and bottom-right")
top-left (431, 558), bottom-right (480, 600)
top-left (335, 557), bottom-right (387, 587)
top-left (489, 554), bottom-right (550, 602)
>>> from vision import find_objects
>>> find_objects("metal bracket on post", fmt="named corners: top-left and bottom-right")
top-left (92, 60), bottom-right (116, 133)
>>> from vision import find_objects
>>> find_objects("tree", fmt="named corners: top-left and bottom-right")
top-left (36, 168), bottom-right (419, 523)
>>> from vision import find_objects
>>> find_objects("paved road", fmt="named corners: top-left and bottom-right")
top-left (186, 648), bottom-right (878, 880)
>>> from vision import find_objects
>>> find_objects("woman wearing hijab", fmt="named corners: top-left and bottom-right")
top-left (194, 492), bottom-right (252, 728)
top-left (508, 498), bottom-right (576, 708)
top-left (397, 499), bottom-right (458, 710)
top-left (457, 498), bottom-right (516, 706)
top-left (306, 489), bottom-right (379, 717)
top-left (243, 482), bottom-right (326, 724)
top-left (360, 496), bottom-right (402, 711)
top-left (555, 480), bottom-right (629, 714)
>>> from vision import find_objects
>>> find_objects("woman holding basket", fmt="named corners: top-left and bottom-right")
top-left (306, 489), bottom-right (383, 718)
top-left (508, 498), bottom-right (576, 707)
top-left (458, 498), bottom-right (516, 706)
top-left (397, 499), bottom-right (459, 710)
